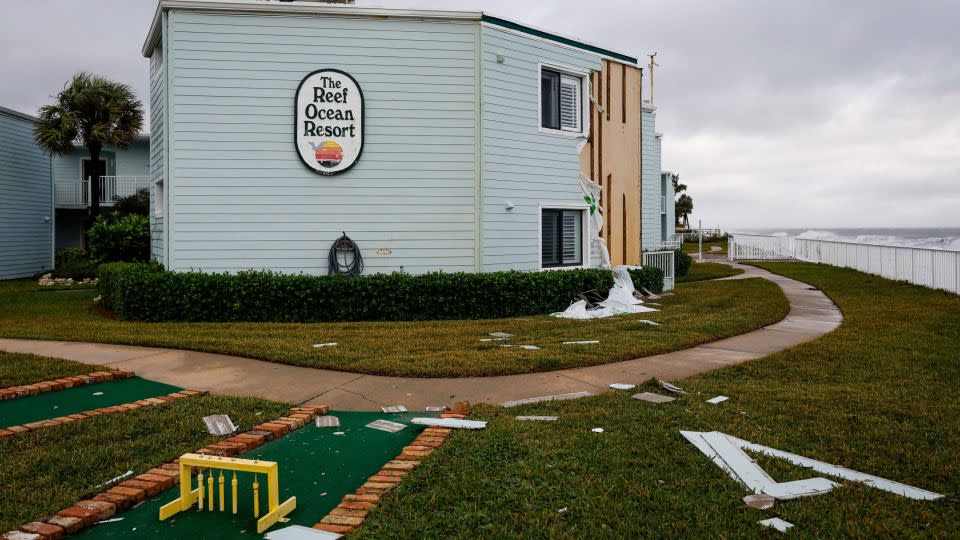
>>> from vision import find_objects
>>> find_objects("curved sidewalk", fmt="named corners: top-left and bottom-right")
top-left (0, 262), bottom-right (841, 411)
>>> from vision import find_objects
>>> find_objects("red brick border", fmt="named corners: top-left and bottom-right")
top-left (312, 401), bottom-right (470, 535)
top-left (0, 370), bottom-right (135, 402)
top-left (2, 405), bottom-right (329, 540)
top-left (1, 385), bottom-right (205, 439)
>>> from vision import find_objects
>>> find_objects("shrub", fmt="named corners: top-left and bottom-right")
top-left (55, 247), bottom-right (88, 265)
top-left (87, 212), bottom-right (150, 263)
top-left (674, 249), bottom-right (692, 277)
top-left (627, 266), bottom-right (664, 294)
top-left (98, 264), bottom-right (618, 323)
top-left (112, 187), bottom-right (150, 217)
top-left (52, 259), bottom-right (100, 280)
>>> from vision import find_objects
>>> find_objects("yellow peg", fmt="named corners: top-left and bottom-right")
top-left (219, 471), bottom-right (225, 512)
top-left (197, 471), bottom-right (205, 510)
top-left (231, 472), bottom-right (238, 515)
top-left (208, 474), bottom-right (214, 511)
top-left (253, 475), bottom-right (260, 518)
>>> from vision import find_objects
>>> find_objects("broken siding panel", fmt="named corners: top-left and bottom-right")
top-left (167, 11), bottom-right (477, 274)
top-left (578, 61), bottom-right (643, 266)
top-left (480, 25), bottom-right (601, 272)
top-left (0, 110), bottom-right (52, 279)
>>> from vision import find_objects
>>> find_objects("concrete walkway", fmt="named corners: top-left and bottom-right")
top-left (0, 262), bottom-right (841, 411)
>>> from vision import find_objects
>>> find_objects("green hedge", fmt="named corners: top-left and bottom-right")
top-left (98, 263), bottom-right (667, 323)
top-left (628, 266), bottom-right (664, 294)
top-left (87, 212), bottom-right (150, 263)
top-left (674, 249), bottom-right (693, 277)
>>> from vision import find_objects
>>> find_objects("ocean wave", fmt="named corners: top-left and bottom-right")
top-left (792, 230), bottom-right (960, 251)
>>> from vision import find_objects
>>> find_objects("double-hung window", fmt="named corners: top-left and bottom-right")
top-left (540, 67), bottom-right (583, 133)
top-left (541, 209), bottom-right (584, 268)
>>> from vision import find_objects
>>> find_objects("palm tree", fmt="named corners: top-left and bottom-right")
top-left (671, 173), bottom-right (693, 228)
top-left (35, 72), bottom-right (144, 220)
top-left (676, 193), bottom-right (693, 229)
top-left (671, 173), bottom-right (686, 196)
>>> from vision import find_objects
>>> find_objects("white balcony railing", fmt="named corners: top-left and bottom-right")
top-left (55, 176), bottom-right (150, 208)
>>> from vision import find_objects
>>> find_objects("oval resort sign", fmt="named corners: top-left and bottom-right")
top-left (295, 69), bottom-right (363, 175)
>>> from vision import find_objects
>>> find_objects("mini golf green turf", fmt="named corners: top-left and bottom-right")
top-left (0, 377), bottom-right (182, 427)
top-left (77, 411), bottom-right (432, 539)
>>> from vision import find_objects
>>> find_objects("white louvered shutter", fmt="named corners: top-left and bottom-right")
top-left (559, 74), bottom-right (581, 132)
top-left (561, 211), bottom-right (582, 264)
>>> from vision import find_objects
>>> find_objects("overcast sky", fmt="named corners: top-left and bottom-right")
top-left (3, 0), bottom-right (957, 229)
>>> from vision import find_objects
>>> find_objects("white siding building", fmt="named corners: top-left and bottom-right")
top-left (143, 0), bottom-right (666, 275)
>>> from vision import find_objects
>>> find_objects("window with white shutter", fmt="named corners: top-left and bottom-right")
top-left (541, 209), bottom-right (584, 267)
top-left (559, 74), bottom-right (581, 132)
top-left (540, 67), bottom-right (583, 134)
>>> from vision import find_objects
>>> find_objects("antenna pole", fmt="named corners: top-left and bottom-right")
top-left (648, 52), bottom-right (659, 105)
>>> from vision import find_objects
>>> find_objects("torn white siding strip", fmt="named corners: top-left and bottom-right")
top-left (411, 417), bottom-right (487, 430)
top-left (699, 431), bottom-right (779, 492)
top-left (726, 435), bottom-right (944, 501)
top-left (501, 391), bottom-right (592, 408)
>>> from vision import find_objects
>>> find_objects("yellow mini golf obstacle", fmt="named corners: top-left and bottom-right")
top-left (159, 453), bottom-right (296, 533)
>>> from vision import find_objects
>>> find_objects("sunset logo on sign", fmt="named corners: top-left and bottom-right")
top-left (310, 141), bottom-right (343, 168)
top-left (295, 69), bottom-right (364, 175)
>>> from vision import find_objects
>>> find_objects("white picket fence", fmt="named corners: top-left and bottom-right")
top-left (642, 250), bottom-right (675, 291)
top-left (729, 233), bottom-right (960, 294)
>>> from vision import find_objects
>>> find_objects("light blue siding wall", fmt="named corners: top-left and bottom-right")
top-left (479, 25), bottom-right (602, 271)
top-left (0, 109), bottom-right (52, 279)
top-left (51, 140), bottom-right (150, 183)
top-left (640, 106), bottom-right (661, 251)
top-left (164, 11), bottom-right (478, 274)
top-left (150, 40), bottom-right (166, 263)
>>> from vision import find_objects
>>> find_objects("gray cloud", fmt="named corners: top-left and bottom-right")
top-left (2, 0), bottom-right (956, 228)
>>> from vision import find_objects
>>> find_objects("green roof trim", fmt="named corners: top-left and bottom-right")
top-left (482, 15), bottom-right (638, 65)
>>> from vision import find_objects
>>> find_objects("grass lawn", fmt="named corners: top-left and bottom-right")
top-left (0, 351), bottom-right (108, 388)
top-left (356, 263), bottom-right (960, 538)
top-left (683, 240), bottom-right (727, 255)
top-left (0, 278), bottom-right (787, 378)
top-left (677, 262), bottom-right (743, 283)
top-left (0, 392), bottom-right (289, 532)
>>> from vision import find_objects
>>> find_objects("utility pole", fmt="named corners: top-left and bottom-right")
top-left (648, 52), bottom-right (658, 105)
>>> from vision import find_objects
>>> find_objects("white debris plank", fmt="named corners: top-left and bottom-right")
top-left (632, 392), bottom-right (675, 404)
top-left (699, 431), bottom-right (778, 492)
top-left (609, 383), bottom-right (635, 390)
top-left (366, 419), bottom-right (407, 433)
top-left (381, 405), bottom-right (407, 413)
top-left (563, 340), bottom-right (600, 345)
top-left (501, 391), bottom-right (592, 408)
top-left (726, 435), bottom-right (944, 501)
top-left (315, 415), bottom-right (340, 428)
top-left (411, 417), bottom-right (487, 430)
top-left (265, 524), bottom-right (342, 539)
top-left (758, 517), bottom-right (793, 533)
top-left (202, 414), bottom-right (237, 435)
top-left (658, 380), bottom-right (687, 394)
top-left (312, 342), bottom-right (338, 348)
top-left (762, 478), bottom-right (837, 500)
top-left (516, 415), bottom-right (559, 421)
top-left (706, 395), bottom-right (729, 404)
